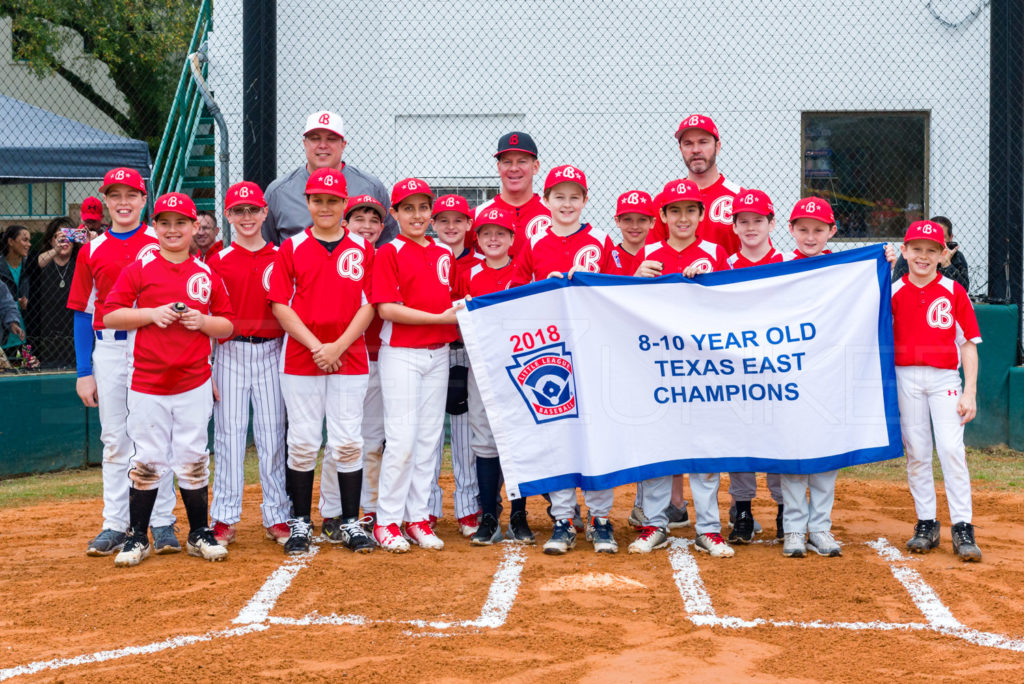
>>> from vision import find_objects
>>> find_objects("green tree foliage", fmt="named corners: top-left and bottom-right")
top-left (2, 0), bottom-right (201, 151)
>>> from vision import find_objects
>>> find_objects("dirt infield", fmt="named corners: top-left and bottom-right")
top-left (2, 474), bottom-right (1024, 682)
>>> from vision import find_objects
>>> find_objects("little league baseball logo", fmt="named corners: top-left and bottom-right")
top-left (708, 195), bottom-right (733, 224)
top-left (525, 215), bottom-right (551, 240)
top-left (506, 342), bottom-right (580, 424)
top-left (186, 273), bottom-right (212, 304)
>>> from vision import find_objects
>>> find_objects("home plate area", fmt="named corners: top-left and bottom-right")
top-left (3, 530), bottom-right (1024, 681)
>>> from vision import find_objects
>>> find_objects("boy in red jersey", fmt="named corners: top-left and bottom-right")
top-left (269, 168), bottom-right (377, 556)
top-left (428, 194), bottom-right (481, 535)
top-left (372, 178), bottom-right (462, 552)
top-left (67, 167), bottom-right (179, 557)
top-left (629, 180), bottom-right (734, 557)
top-left (207, 182), bottom-right (290, 546)
top-left (610, 190), bottom-right (655, 276)
top-left (104, 192), bottom-right (234, 567)
top-left (893, 220), bottom-right (982, 561)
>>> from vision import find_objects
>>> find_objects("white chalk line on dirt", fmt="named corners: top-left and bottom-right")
top-left (671, 536), bottom-right (1024, 653)
top-left (0, 543), bottom-right (525, 679)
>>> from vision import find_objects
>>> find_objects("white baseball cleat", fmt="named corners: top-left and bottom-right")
top-left (374, 523), bottom-right (411, 553)
top-left (628, 526), bottom-right (669, 554)
top-left (694, 532), bottom-right (735, 558)
top-left (406, 520), bottom-right (445, 550)
top-left (114, 536), bottom-right (151, 567)
top-left (187, 527), bottom-right (229, 562)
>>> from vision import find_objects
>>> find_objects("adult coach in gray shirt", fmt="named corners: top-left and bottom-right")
top-left (262, 110), bottom-right (398, 246)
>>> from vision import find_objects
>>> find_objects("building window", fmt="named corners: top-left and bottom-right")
top-left (426, 181), bottom-right (500, 210)
top-left (802, 112), bottom-right (928, 239)
top-left (0, 182), bottom-right (66, 218)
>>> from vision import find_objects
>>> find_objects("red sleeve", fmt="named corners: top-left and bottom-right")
top-left (66, 245), bottom-right (94, 312)
top-left (266, 243), bottom-right (295, 305)
top-left (714, 246), bottom-right (731, 272)
top-left (453, 268), bottom-right (470, 300)
top-left (509, 243), bottom-right (534, 288)
top-left (105, 263), bottom-right (141, 310)
top-left (371, 244), bottom-right (402, 304)
top-left (599, 235), bottom-right (617, 274)
top-left (648, 216), bottom-right (667, 244)
top-left (954, 284), bottom-right (981, 341)
top-left (208, 271), bottom-right (234, 318)
top-left (362, 243), bottom-right (375, 299)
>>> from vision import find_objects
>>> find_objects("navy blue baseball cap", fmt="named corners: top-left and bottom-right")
top-left (494, 131), bottom-right (538, 158)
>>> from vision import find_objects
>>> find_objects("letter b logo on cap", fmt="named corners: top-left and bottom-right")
top-left (115, 170), bottom-right (126, 180)
top-left (509, 134), bottom-right (519, 145)
top-left (626, 192), bottom-right (640, 204)
top-left (167, 196), bottom-right (179, 207)
top-left (806, 201), bottom-right (817, 212)
top-left (239, 186), bottom-right (251, 198)
top-left (318, 113), bottom-right (330, 125)
top-left (488, 210), bottom-right (499, 220)
top-left (323, 174), bottom-right (335, 186)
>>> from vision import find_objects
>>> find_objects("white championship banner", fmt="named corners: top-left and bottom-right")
top-left (456, 245), bottom-right (903, 499)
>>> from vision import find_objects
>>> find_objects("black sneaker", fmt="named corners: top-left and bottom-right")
top-left (284, 517), bottom-right (313, 556)
top-left (666, 503), bottom-right (690, 529)
top-left (775, 504), bottom-right (785, 540)
top-left (728, 509), bottom-right (755, 544)
top-left (951, 521), bottom-right (982, 562)
top-left (728, 503), bottom-right (762, 534)
top-left (471, 514), bottom-right (503, 546)
top-left (88, 528), bottom-right (128, 556)
top-left (906, 519), bottom-right (940, 554)
top-left (339, 517), bottom-right (375, 554)
top-left (546, 503), bottom-right (585, 531)
top-left (321, 516), bottom-right (344, 544)
top-left (543, 519), bottom-right (577, 555)
top-left (587, 516), bottom-right (618, 553)
top-left (187, 526), bottom-right (228, 562)
top-left (506, 510), bottom-right (536, 545)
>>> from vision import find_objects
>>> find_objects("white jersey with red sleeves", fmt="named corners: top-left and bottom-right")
top-left (649, 174), bottom-right (742, 254)
top-left (642, 239), bottom-right (730, 275)
top-left (728, 247), bottom-right (784, 269)
top-left (267, 228), bottom-right (372, 376)
top-left (509, 223), bottom-right (616, 287)
top-left (610, 243), bottom-right (642, 276)
top-left (474, 193), bottom-right (551, 258)
top-left (891, 274), bottom-right (982, 370)
top-left (454, 260), bottom-right (515, 299)
top-left (66, 225), bottom-right (159, 330)
top-left (206, 242), bottom-right (284, 340)
top-left (105, 253), bottom-right (232, 395)
top-left (371, 234), bottom-right (458, 348)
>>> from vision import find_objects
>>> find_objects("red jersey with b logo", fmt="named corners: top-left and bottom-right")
top-left (641, 239), bottom-right (730, 275)
top-left (67, 226), bottom-right (159, 329)
top-left (454, 260), bottom-right (515, 299)
top-left (610, 244), bottom-right (643, 276)
top-left (891, 274), bottom-right (981, 369)
top-left (727, 248), bottom-right (784, 269)
top-left (371, 235), bottom-right (458, 348)
top-left (474, 194), bottom-right (551, 258)
top-left (648, 174), bottom-right (742, 255)
top-left (509, 223), bottom-right (616, 287)
top-left (106, 253), bottom-right (233, 395)
top-left (206, 243), bottom-right (283, 340)
top-left (268, 229), bottom-right (372, 375)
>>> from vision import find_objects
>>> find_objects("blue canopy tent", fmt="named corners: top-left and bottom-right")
top-left (0, 94), bottom-right (151, 183)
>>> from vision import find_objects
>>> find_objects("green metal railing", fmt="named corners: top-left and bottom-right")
top-left (150, 0), bottom-right (212, 199)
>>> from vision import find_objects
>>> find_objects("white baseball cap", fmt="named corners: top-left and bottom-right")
top-left (303, 110), bottom-right (346, 139)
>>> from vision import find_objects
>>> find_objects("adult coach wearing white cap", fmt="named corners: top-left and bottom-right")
top-left (262, 110), bottom-right (398, 246)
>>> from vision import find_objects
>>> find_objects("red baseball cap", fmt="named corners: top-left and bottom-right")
top-left (615, 190), bottom-right (655, 218)
top-left (153, 192), bottom-right (197, 220)
top-left (544, 164), bottom-right (587, 193)
top-left (391, 178), bottom-right (434, 207)
top-left (473, 206), bottom-right (515, 233)
top-left (80, 196), bottom-right (104, 221)
top-left (674, 114), bottom-right (719, 142)
top-left (345, 194), bottom-right (386, 220)
top-left (99, 167), bottom-right (146, 195)
top-left (432, 194), bottom-right (472, 218)
top-left (224, 181), bottom-right (267, 210)
top-left (903, 220), bottom-right (946, 246)
top-left (789, 196), bottom-right (835, 224)
top-left (305, 168), bottom-right (348, 198)
top-left (732, 189), bottom-right (774, 218)
top-left (658, 179), bottom-right (703, 208)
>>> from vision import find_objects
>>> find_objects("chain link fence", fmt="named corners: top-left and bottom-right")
top-left (1, 0), bottom-right (1020, 371)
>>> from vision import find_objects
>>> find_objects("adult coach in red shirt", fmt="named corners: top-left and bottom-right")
top-left (474, 132), bottom-right (551, 258)
top-left (650, 115), bottom-right (743, 255)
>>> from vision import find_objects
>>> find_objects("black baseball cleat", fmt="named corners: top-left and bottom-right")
top-left (775, 504), bottom-right (785, 540)
top-left (339, 517), bottom-right (375, 553)
top-left (284, 517), bottom-right (313, 556)
top-left (506, 510), bottom-right (536, 544)
top-left (471, 514), bottom-right (503, 545)
top-left (906, 519), bottom-right (940, 554)
top-left (728, 509), bottom-right (755, 544)
top-left (951, 521), bottom-right (982, 562)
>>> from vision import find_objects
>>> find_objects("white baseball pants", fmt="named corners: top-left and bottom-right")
top-left (689, 472), bottom-right (724, 535)
top-left (93, 332), bottom-right (176, 529)
top-left (376, 344), bottom-right (449, 527)
top-left (467, 363), bottom-right (498, 460)
top-left (210, 339), bottom-right (289, 527)
top-left (548, 487), bottom-right (613, 520)
top-left (126, 380), bottom-right (214, 490)
top-left (639, 475), bottom-right (673, 528)
top-left (896, 365), bottom-right (973, 523)
top-left (280, 373), bottom-right (367, 476)
top-left (319, 361), bottom-right (385, 517)
top-left (780, 470), bottom-right (837, 534)
top-left (429, 346), bottom-right (478, 520)
top-left (729, 472), bottom-right (783, 503)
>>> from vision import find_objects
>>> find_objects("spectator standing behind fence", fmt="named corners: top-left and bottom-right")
top-left (193, 210), bottom-right (222, 261)
top-left (0, 280), bottom-right (25, 360)
top-left (80, 196), bottom-right (108, 239)
top-left (262, 110), bottom-right (397, 247)
top-left (892, 216), bottom-right (969, 292)
top-left (25, 217), bottom-right (80, 368)
top-left (1, 224), bottom-right (31, 361)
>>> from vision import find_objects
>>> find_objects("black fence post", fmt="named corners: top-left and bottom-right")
top-left (242, 0), bottom-right (277, 190)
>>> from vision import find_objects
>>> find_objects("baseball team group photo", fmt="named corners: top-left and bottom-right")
top-left (2, 0), bottom-right (1023, 681)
